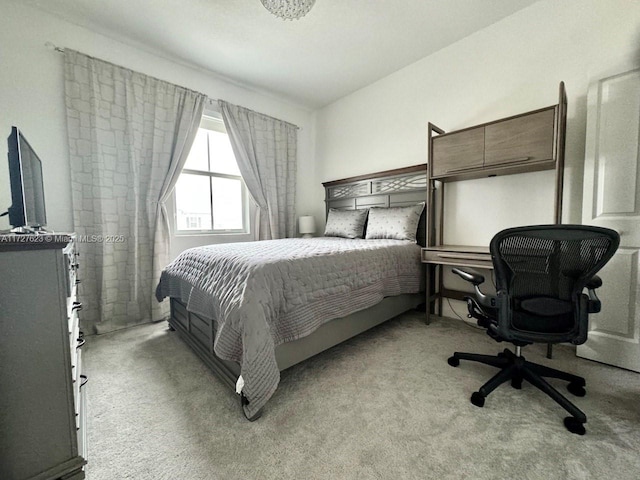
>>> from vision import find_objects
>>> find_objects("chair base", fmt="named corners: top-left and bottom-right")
top-left (448, 348), bottom-right (587, 435)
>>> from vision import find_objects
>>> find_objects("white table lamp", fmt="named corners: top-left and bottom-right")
top-left (299, 215), bottom-right (316, 238)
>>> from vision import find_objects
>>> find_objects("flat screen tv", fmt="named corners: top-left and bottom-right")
top-left (6, 126), bottom-right (47, 231)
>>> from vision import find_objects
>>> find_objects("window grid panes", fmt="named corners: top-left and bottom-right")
top-left (175, 116), bottom-right (248, 233)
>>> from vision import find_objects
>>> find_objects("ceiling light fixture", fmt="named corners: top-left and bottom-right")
top-left (260, 0), bottom-right (316, 20)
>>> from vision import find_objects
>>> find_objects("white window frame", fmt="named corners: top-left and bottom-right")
top-left (175, 113), bottom-right (249, 235)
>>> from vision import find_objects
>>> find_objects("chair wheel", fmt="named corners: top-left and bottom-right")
top-left (470, 392), bottom-right (485, 407)
top-left (448, 356), bottom-right (460, 367)
top-left (511, 377), bottom-right (522, 389)
top-left (567, 382), bottom-right (586, 397)
top-left (564, 416), bottom-right (586, 435)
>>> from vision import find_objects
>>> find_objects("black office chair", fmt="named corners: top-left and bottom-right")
top-left (448, 225), bottom-right (619, 435)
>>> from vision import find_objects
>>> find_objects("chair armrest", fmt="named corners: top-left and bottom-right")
top-left (584, 275), bottom-right (603, 313)
top-left (452, 267), bottom-right (496, 308)
top-left (452, 267), bottom-right (485, 286)
top-left (586, 275), bottom-right (602, 289)
top-left (587, 290), bottom-right (601, 313)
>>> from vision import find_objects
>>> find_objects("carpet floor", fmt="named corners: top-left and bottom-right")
top-left (83, 312), bottom-right (640, 480)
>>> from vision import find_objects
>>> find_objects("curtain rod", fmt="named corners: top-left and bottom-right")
top-left (45, 41), bottom-right (65, 53)
top-left (216, 100), bottom-right (301, 130)
top-left (47, 41), bottom-right (301, 131)
top-left (45, 41), bottom-right (206, 99)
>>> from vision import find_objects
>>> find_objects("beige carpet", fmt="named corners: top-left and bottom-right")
top-left (83, 312), bottom-right (640, 480)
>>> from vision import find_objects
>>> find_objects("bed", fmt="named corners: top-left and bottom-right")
top-left (155, 164), bottom-right (428, 420)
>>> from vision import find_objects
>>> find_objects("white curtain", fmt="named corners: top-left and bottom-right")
top-left (218, 100), bottom-right (297, 240)
top-left (64, 49), bottom-right (206, 334)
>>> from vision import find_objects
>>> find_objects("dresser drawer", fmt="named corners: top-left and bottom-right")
top-left (190, 312), bottom-right (211, 349)
top-left (73, 347), bottom-right (82, 417)
top-left (172, 300), bottom-right (189, 330)
top-left (63, 240), bottom-right (78, 297)
top-left (67, 283), bottom-right (78, 319)
top-left (77, 381), bottom-right (88, 461)
top-left (69, 309), bottom-right (80, 362)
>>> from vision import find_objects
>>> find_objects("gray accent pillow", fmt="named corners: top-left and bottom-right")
top-left (365, 203), bottom-right (425, 242)
top-left (323, 208), bottom-right (368, 239)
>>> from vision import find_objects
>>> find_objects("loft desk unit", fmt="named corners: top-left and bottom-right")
top-left (424, 82), bottom-right (567, 327)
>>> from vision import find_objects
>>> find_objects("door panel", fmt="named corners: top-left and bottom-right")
top-left (431, 127), bottom-right (484, 177)
top-left (595, 73), bottom-right (640, 215)
top-left (588, 251), bottom-right (636, 337)
top-left (578, 69), bottom-right (640, 372)
top-left (484, 108), bottom-right (555, 167)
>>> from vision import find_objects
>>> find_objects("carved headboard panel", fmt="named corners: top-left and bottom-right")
top-left (322, 164), bottom-right (428, 246)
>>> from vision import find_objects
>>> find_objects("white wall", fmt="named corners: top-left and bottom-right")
top-left (314, 0), bottom-right (640, 319)
top-left (0, 2), bottom-right (317, 259)
top-left (315, 0), bottom-right (640, 243)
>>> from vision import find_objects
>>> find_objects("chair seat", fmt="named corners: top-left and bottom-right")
top-left (520, 297), bottom-right (573, 316)
top-left (512, 311), bottom-right (574, 334)
top-left (513, 297), bottom-right (574, 334)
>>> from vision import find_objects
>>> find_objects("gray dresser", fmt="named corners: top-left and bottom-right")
top-left (0, 234), bottom-right (87, 480)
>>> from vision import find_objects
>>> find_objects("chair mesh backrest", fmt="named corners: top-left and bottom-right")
top-left (489, 225), bottom-right (619, 343)
top-left (491, 225), bottom-right (619, 303)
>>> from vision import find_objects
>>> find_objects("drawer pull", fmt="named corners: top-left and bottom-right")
top-left (72, 302), bottom-right (83, 312)
top-left (80, 375), bottom-right (89, 388)
top-left (77, 338), bottom-right (86, 349)
top-left (486, 156), bottom-right (531, 166)
top-left (445, 165), bottom-right (483, 174)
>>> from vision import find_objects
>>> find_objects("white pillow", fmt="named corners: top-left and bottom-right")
top-left (365, 203), bottom-right (425, 242)
top-left (323, 208), bottom-right (368, 239)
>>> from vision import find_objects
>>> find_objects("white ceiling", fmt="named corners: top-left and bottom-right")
top-left (20, 0), bottom-right (539, 109)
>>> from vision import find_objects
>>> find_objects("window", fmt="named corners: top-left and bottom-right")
top-left (175, 115), bottom-right (248, 233)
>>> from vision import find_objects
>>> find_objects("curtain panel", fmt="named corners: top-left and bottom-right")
top-left (218, 100), bottom-right (297, 240)
top-left (64, 49), bottom-right (205, 334)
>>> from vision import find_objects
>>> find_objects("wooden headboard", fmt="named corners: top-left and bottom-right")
top-left (322, 164), bottom-right (428, 247)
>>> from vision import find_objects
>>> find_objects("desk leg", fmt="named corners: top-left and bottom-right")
top-left (425, 263), bottom-right (439, 324)
top-left (425, 263), bottom-right (432, 324)
top-left (437, 263), bottom-right (444, 317)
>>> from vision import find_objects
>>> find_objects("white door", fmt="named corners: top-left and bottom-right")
top-left (577, 69), bottom-right (640, 373)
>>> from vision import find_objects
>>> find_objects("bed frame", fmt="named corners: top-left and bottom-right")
top-left (167, 164), bottom-right (428, 420)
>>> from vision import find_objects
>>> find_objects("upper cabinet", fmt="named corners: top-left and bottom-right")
top-left (429, 85), bottom-right (565, 184)
top-left (431, 127), bottom-right (484, 177)
top-left (484, 108), bottom-right (556, 168)
top-left (426, 83), bottom-right (567, 247)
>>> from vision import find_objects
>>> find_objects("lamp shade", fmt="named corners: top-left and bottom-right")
top-left (261, 0), bottom-right (316, 20)
top-left (298, 215), bottom-right (316, 237)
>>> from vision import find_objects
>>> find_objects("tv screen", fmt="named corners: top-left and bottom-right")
top-left (7, 127), bottom-right (47, 229)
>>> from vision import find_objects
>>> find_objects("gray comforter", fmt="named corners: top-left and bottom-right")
top-left (156, 237), bottom-right (423, 418)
